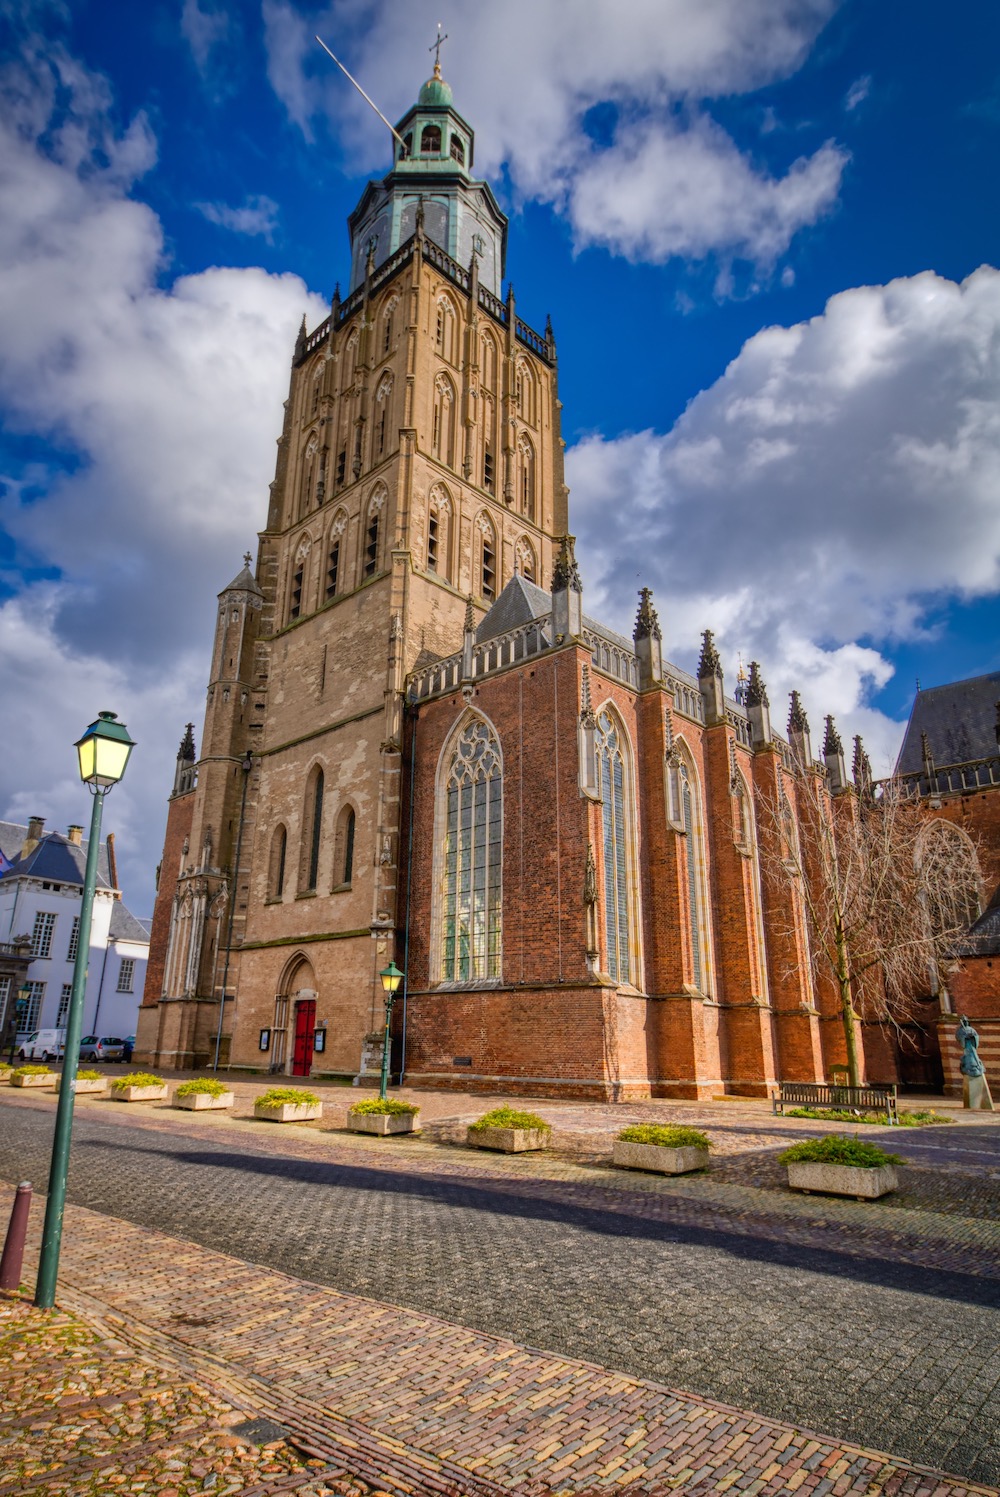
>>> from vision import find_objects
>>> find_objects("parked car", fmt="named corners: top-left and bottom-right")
top-left (122, 1034), bottom-right (135, 1062)
top-left (78, 1035), bottom-right (126, 1062)
top-left (16, 1029), bottom-right (66, 1062)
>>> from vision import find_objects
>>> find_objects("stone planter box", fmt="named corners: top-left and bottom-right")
top-left (253, 1101), bottom-right (323, 1124)
top-left (113, 1084), bottom-right (169, 1103)
top-left (348, 1111), bottom-right (419, 1136)
top-left (55, 1076), bottom-right (107, 1096)
top-left (612, 1140), bottom-right (709, 1175)
top-left (467, 1125), bottom-right (548, 1153)
top-left (174, 1091), bottom-right (234, 1111)
top-left (11, 1073), bottom-right (57, 1089)
top-left (786, 1161), bottom-right (898, 1201)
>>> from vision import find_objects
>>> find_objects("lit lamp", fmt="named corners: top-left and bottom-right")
top-left (35, 711), bottom-right (135, 1310)
top-left (7, 984), bottom-right (30, 1066)
top-left (378, 961), bottom-right (404, 1101)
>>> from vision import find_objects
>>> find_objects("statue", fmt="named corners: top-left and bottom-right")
top-left (956, 1016), bottom-right (994, 1110)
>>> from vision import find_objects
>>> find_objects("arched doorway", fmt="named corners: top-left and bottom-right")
top-left (274, 955), bottom-right (318, 1077)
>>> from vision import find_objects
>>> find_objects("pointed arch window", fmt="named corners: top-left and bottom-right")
top-left (449, 134), bottom-right (465, 165)
top-left (677, 757), bottom-right (713, 995)
top-left (427, 487), bottom-right (452, 582)
top-left (421, 124), bottom-right (441, 155)
top-left (435, 297), bottom-right (457, 364)
top-left (326, 511), bottom-right (347, 600)
top-left (515, 536), bottom-right (536, 583)
top-left (596, 711), bottom-right (634, 984)
top-left (440, 717), bottom-right (503, 980)
top-left (432, 372), bottom-right (455, 467)
top-left (363, 488), bottom-right (386, 579)
top-left (334, 805), bottom-right (356, 888)
top-left (517, 432), bottom-right (535, 521)
top-left (374, 372), bottom-right (393, 461)
top-left (269, 825), bottom-right (287, 899)
top-left (481, 334), bottom-right (498, 392)
top-left (381, 296), bottom-right (397, 354)
top-left (301, 767), bottom-right (324, 893)
top-left (476, 514), bottom-right (497, 601)
top-left (516, 361), bottom-right (535, 425)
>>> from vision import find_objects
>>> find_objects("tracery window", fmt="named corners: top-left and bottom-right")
top-left (427, 486), bottom-right (451, 581)
top-left (302, 767), bottom-right (324, 893)
top-left (678, 757), bottom-right (712, 995)
top-left (363, 489), bottom-right (385, 579)
top-left (374, 372), bottom-right (392, 460)
top-left (440, 718), bottom-right (503, 981)
top-left (596, 711), bottom-right (633, 984)
top-left (432, 372), bottom-right (455, 466)
top-left (517, 432), bottom-right (535, 520)
top-left (434, 297), bottom-right (457, 363)
top-left (476, 514), bottom-right (497, 600)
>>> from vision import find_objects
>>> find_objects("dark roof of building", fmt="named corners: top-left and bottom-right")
top-left (954, 884), bottom-right (1000, 958)
top-left (219, 561), bottom-right (263, 598)
top-left (109, 901), bottom-right (152, 943)
top-left (1, 831), bottom-right (112, 889)
top-left (895, 672), bottom-right (1000, 775)
top-left (476, 574), bottom-right (552, 643)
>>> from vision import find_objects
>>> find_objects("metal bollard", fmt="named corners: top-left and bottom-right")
top-left (0, 1182), bottom-right (32, 1292)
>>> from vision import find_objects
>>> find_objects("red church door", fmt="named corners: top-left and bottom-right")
top-left (291, 999), bottom-right (316, 1077)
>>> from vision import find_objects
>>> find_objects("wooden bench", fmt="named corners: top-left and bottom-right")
top-left (772, 1081), bottom-right (899, 1125)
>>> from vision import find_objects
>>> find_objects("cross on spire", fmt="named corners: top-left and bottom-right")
top-left (429, 22), bottom-right (448, 77)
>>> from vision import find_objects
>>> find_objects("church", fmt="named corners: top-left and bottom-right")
top-left (136, 62), bottom-right (999, 1099)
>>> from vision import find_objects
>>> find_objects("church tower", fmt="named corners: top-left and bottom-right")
top-left (138, 58), bottom-right (568, 1077)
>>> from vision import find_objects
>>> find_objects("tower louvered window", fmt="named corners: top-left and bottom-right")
top-left (596, 712), bottom-right (631, 984)
top-left (326, 540), bottom-right (340, 599)
top-left (427, 511), bottom-right (439, 571)
top-left (441, 720), bottom-right (502, 981)
top-left (290, 565), bottom-right (303, 619)
top-left (481, 533), bottom-right (496, 600)
top-left (365, 513), bottom-right (380, 576)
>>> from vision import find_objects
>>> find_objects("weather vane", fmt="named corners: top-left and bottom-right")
top-left (429, 23), bottom-right (448, 76)
top-left (314, 35), bottom-right (408, 153)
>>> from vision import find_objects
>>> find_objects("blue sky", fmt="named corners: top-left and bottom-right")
top-left (1, 0), bottom-right (998, 916)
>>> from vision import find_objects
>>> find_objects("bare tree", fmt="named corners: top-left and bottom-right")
top-left (757, 741), bottom-right (982, 1087)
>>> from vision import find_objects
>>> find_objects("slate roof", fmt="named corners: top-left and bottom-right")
top-left (475, 574), bottom-right (552, 643)
top-left (219, 562), bottom-right (263, 597)
top-left (895, 672), bottom-right (1000, 775)
top-left (953, 886), bottom-right (1000, 958)
top-left (109, 901), bottom-right (152, 944)
top-left (0, 824), bottom-right (112, 886)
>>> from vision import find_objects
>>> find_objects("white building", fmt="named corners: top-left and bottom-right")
top-left (0, 817), bottom-right (150, 1041)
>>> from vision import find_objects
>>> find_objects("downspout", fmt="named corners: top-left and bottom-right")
top-left (90, 923), bottom-right (112, 1033)
top-left (399, 697), bottom-right (416, 1085)
top-left (213, 754), bottom-right (252, 1071)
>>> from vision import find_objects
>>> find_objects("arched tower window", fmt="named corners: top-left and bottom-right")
top-left (343, 328), bottom-right (358, 386)
top-left (374, 371), bottom-right (393, 461)
top-left (326, 510), bottom-right (347, 600)
top-left (288, 537), bottom-right (310, 622)
top-left (432, 372), bottom-right (456, 467)
top-left (449, 133), bottom-right (465, 165)
top-left (678, 754), bottom-right (713, 995)
top-left (515, 536), bottom-right (536, 583)
top-left (300, 432), bottom-right (319, 519)
top-left (333, 805), bottom-right (356, 888)
top-left (434, 296), bottom-right (457, 364)
top-left (427, 485), bottom-right (452, 582)
top-left (481, 333), bottom-right (498, 392)
top-left (363, 487), bottom-right (386, 579)
top-left (301, 766), bottom-right (324, 893)
top-left (596, 710), bottom-right (636, 985)
top-left (269, 825), bottom-right (287, 899)
top-left (476, 513), bottom-right (497, 601)
top-left (421, 123), bottom-right (441, 155)
top-left (515, 360), bottom-right (535, 425)
top-left (381, 294), bottom-right (398, 355)
top-left (439, 716), bottom-right (503, 981)
top-left (481, 393), bottom-right (496, 493)
top-left (517, 432), bottom-right (535, 521)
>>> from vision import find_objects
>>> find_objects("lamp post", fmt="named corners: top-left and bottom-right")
top-left (7, 984), bottom-right (30, 1066)
top-left (34, 711), bottom-right (134, 1310)
top-left (378, 961), bottom-right (404, 1101)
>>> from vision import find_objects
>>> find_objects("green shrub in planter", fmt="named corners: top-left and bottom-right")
top-left (77, 1069), bottom-right (102, 1082)
top-left (617, 1124), bottom-right (711, 1150)
top-left (111, 1072), bottom-right (164, 1092)
top-left (176, 1077), bottom-right (230, 1098)
top-left (255, 1087), bottom-right (321, 1110)
top-left (12, 1065), bottom-right (52, 1078)
top-left (349, 1097), bottom-right (420, 1116)
top-left (469, 1106), bottom-right (550, 1133)
top-left (779, 1135), bottom-right (901, 1169)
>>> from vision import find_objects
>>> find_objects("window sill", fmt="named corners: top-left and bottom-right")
top-left (296, 889), bottom-right (318, 900)
top-left (331, 882), bottom-right (353, 894)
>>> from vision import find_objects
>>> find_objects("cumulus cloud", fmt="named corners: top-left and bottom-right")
top-left (567, 266), bottom-right (1000, 771)
top-left (265, 0), bottom-right (845, 280)
top-left (196, 193), bottom-right (280, 239)
top-left (181, 0), bottom-right (231, 77)
top-left (0, 33), bottom-right (327, 911)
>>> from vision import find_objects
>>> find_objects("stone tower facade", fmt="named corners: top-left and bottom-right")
top-left (138, 64), bottom-right (567, 1076)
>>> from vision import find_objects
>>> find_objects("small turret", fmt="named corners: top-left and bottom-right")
top-left (787, 692), bottom-right (812, 767)
top-left (551, 534), bottom-right (583, 639)
top-left (823, 715), bottom-right (847, 793)
top-left (173, 724), bottom-right (197, 797)
top-left (461, 596), bottom-right (476, 679)
top-left (697, 629), bottom-right (725, 725)
top-left (746, 661), bottom-right (772, 748)
top-left (852, 734), bottom-right (873, 796)
top-left (633, 588), bottom-right (663, 689)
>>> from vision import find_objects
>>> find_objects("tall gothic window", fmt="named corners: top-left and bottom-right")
top-left (432, 373), bottom-right (455, 466)
top-left (678, 758), bottom-right (712, 994)
top-left (374, 372), bottom-right (392, 461)
top-left (289, 563), bottom-right (304, 620)
top-left (269, 825), bottom-right (287, 899)
top-left (477, 515), bottom-right (497, 600)
top-left (434, 298), bottom-right (457, 363)
top-left (302, 768), bottom-right (324, 892)
top-left (517, 432), bottom-right (535, 520)
top-left (334, 805), bottom-right (356, 887)
top-left (441, 718), bottom-right (503, 981)
top-left (596, 711), bottom-right (633, 984)
top-left (427, 486), bottom-right (451, 581)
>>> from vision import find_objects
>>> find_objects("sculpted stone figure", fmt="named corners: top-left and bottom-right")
top-left (957, 1015), bottom-right (994, 1111)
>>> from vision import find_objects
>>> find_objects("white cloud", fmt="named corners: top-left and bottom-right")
top-left (0, 35), bottom-right (327, 913)
top-left (196, 193), bottom-right (280, 239)
top-left (567, 267), bottom-right (1000, 771)
top-left (265, 0), bottom-right (844, 279)
top-left (844, 74), bottom-right (872, 112)
top-left (181, 0), bottom-right (230, 77)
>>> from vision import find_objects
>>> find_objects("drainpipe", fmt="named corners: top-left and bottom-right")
top-left (213, 754), bottom-right (252, 1071)
top-left (399, 698), bottom-right (416, 1086)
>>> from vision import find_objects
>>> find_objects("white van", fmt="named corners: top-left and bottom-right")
top-left (16, 1029), bottom-right (66, 1062)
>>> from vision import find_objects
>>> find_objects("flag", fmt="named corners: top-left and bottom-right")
top-left (0, 850), bottom-right (12, 877)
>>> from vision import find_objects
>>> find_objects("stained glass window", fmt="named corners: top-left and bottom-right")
top-left (596, 711), bottom-right (631, 984)
top-left (441, 719), bottom-right (502, 981)
top-left (680, 763), bottom-right (703, 993)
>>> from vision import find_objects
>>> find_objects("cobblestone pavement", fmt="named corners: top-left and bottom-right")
top-left (2, 1090), bottom-right (999, 1488)
top-left (3, 1191), bottom-right (998, 1497)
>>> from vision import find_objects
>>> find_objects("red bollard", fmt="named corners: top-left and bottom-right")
top-left (0, 1182), bottom-right (32, 1291)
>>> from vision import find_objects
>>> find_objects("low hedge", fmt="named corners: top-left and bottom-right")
top-left (176, 1077), bottom-right (230, 1098)
top-left (12, 1065), bottom-right (52, 1077)
top-left (110, 1072), bottom-right (164, 1092)
top-left (779, 1135), bottom-right (901, 1169)
top-left (469, 1106), bottom-right (550, 1133)
top-left (349, 1097), bottom-right (419, 1116)
top-left (617, 1124), bottom-right (711, 1150)
top-left (786, 1106), bottom-right (952, 1128)
top-left (255, 1087), bottom-right (320, 1109)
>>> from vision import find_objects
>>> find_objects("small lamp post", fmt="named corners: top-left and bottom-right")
top-left (7, 984), bottom-right (30, 1066)
top-left (35, 711), bottom-right (134, 1310)
top-left (378, 961), bottom-right (404, 1101)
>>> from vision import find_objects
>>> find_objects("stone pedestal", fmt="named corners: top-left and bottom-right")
top-left (963, 1075), bottom-right (995, 1111)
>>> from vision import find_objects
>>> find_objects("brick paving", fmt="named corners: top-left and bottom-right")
top-left (2, 1084), bottom-right (1000, 1493)
top-left (2, 1189), bottom-right (997, 1497)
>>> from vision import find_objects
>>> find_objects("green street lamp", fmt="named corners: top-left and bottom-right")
top-left (7, 984), bottom-right (30, 1067)
top-left (378, 961), bottom-right (404, 1101)
top-left (35, 712), bottom-right (135, 1310)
